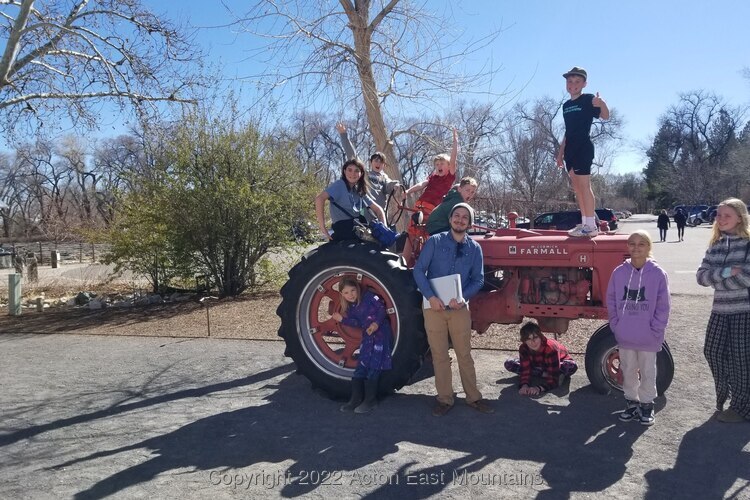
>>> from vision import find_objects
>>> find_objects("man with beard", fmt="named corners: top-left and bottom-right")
top-left (413, 203), bottom-right (493, 416)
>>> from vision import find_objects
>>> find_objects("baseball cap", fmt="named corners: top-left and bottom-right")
top-left (562, 66), bottom-right (587, 80)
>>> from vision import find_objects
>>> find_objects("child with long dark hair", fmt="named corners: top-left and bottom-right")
top-left (315, 159), bottom-right (387, 241)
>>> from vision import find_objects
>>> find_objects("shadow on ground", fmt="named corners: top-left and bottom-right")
top-left (37, 369), bottom-right (740, 499)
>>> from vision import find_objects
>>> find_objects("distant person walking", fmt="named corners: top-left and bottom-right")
top-left (657, 209), bottom-right (671, 242)
top-left (696, 198), bottom-right (750, 423)
top-left (674, 208), bottom-right (687, 241)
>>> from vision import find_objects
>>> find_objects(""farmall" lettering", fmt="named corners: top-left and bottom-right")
top-left (519, 246), bottom-right (569, 256)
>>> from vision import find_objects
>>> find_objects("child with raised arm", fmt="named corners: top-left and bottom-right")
top-left (505, 321), bottom-right (578, 396)
top-left (402, 128), bottom-right (459, 264)
top-left (607, 230), bottom-right (671, 426)
top-left (332, 277), bottom-right (393, 413)
top-left (336, 122), bottom-right (403, 213)
top-left (557, 66), bottom-right (610, 238)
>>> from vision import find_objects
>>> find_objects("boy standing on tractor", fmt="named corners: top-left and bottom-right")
top-left (556, 66), bottom-right (610, 238)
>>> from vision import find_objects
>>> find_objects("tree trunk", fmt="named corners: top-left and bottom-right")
top-left (348, 4), bottom-right (401, 185)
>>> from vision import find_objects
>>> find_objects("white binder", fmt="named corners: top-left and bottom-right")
top-left (422, 273), bottom-right (463, 309)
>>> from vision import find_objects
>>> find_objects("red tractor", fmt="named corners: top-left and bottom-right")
top-left (277, 223), bottom-right (674, 399)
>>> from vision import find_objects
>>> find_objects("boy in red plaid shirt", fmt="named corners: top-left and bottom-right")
top-left (505, 322), bottom-right (578, 396)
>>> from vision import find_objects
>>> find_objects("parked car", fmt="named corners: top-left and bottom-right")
top-left (704, 205), bottom-right (718, 223)
top-left (516, 209), bottom-right (618, 231)
top-left (596, 208), bottom-right (618, 230)
top-left (686, 205), bottom-right (717, 226)
top-left (672, 204), bottom-right (709, 217)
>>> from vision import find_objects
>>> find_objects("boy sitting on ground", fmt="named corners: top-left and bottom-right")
top-left (505, 321), bottom-right (578, 396)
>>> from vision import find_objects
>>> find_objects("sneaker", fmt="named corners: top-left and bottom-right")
top-left (432, 402), bottom-right (453, 417)
top-left (640, 403), bottom-right (655, 426)
top-left (466, 399), bottom-right (495, 414)
top-left (567, 224), bottom-right (584, 237)
top-left (354, 226), bottom-right (378, 244)
top-left (579, 225), bottom-right (599, 238)
top-left (717, 408), bottom-right (747, 423)
top-left (619, 402), bottom-right (640, 422)
top-left (568, 224), bottom-right (599, 238)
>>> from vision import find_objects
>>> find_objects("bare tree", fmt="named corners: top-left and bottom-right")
top-left (450, 101), bottom-right (504, 182)
top-left (91, 134), bottom-right (149, 225)
top-left (233, 0), bottom-right (502, 183)
top-left (496, 105), bottom-right (561, 217)
top-left (0, 0), bottom-right (201, 135)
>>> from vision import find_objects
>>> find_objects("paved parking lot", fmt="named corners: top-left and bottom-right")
top-left (1, 216), bottom-right (748, 499)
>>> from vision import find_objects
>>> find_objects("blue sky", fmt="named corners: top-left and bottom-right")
top-left (153, 1), bottom-right (750, 174)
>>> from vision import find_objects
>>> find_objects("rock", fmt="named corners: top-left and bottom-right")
top-left (170, 293), bottom-right (193, 302)
top-left (88, 299), bottom-right (103, 310)
top-left (75, 291), bottom-right (94, 306)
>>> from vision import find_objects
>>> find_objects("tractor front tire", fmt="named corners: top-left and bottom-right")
top-left (277, 241), bottom-right (428, 399)
top-left (584, 323), bottom-right (674, 396)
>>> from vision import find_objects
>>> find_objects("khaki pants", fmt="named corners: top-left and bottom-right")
top-left (619, 348), bottom-right (657, 404)
top-left (424, 306), bottom-right (482, 406)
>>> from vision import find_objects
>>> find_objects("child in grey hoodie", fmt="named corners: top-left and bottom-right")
top-left (606, 230), bottom-right (671, 426)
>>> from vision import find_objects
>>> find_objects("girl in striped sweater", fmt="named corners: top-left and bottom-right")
top-left (697, 198), bottom-right (750, 423)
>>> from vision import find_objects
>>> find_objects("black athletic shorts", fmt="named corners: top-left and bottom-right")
top-left (564, 142), bottom-right (594, 176)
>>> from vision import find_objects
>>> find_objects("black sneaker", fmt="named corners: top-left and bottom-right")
top-left (640, 403), bottom-right (655, 426)
top-left (619, 402), bottom-right (640, 422)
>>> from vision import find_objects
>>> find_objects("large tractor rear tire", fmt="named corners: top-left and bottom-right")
top-left (585, 323), bottom-right (675, 396)
top-left (277, 241), bottom-right (428, 399)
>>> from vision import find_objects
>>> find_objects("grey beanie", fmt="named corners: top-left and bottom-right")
top-left (450, 202), bottom-right (474, 226)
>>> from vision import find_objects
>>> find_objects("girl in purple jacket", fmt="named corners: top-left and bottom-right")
top-left (606, 230), bottom-right (671, 426)
top-left (332, 277), bottom-right (393, 413)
